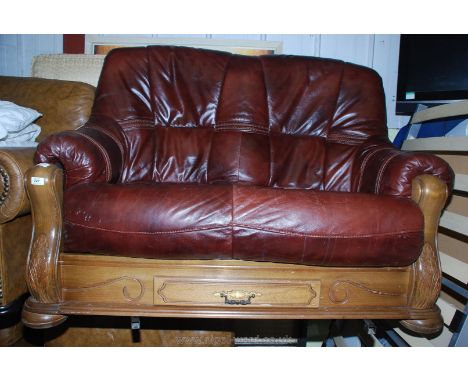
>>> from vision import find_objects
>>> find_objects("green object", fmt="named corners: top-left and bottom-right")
top-left (405, 91), bottom-right (415, 100)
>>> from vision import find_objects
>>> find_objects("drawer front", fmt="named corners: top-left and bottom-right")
top-left (154, 277), bottom-right (320, 308)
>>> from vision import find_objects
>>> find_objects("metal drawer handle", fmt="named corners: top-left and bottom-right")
top-left (214, 290), bottom-right (261, 305)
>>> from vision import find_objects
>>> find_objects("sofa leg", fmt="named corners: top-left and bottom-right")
top-left (21, 298), bottom-right (67, 329)
top-left (22, 310), bottom-right (67, 329)
top-left (400, 308), bottom-right (444, 335)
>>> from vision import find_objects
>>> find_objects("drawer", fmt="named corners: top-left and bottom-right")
top-left (154, 277), bottom-right (320, 308)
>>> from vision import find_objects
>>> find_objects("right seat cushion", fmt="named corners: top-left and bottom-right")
top-left (63, 183), bottom-right (423, 267)
top-left (232, 185), bottom-right (423, 267)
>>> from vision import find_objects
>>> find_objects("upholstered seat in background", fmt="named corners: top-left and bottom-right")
top-left (0, 76), bottom-right (95, 345)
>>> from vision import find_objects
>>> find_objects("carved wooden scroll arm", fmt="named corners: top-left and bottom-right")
top-left (402, 175), bottom-right (448, 334)
top-left (24, 163), bottom-right (64, 304)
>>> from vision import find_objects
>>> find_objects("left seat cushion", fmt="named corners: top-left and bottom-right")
top-left (63, 182), bottom-right (233, 259)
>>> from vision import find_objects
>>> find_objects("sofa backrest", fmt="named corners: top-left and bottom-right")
top-left (32, 54), bottom-right (105, 87)
top-left (91, 46), bottom-right (389, 191)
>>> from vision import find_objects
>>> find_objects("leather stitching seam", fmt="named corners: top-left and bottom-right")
top-left (259, 57), bottom-right (271, 133)
top-left (65, 220), bottom-right (229, 235)
top-left (325, 64), bottom-right (345, 139)
top-left (73, 132), bottom-right (112, 182)
top-left (234, 224), bottom-right (422, 239)
top-left (375, 152), bottom-right (400, 194)
top-left (83, 126), bottom-right (125, 160)
top-left (214, 56), bottom-right (230, 126)
top-left (356, 147), bottom-right (392, 191)
top-left (65, 219), bottom-right (421, 239)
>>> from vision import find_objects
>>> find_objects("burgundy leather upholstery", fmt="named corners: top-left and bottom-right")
top-left (64, 183), bottom-right (423, 266)
top-left (35, 46), bottom-right (454, 267)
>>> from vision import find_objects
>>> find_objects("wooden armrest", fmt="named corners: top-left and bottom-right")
top-left (24, 163), bottom-right (63, 305)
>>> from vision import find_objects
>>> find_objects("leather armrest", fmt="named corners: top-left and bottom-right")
top-left (355, 139), bottom-right (454, 198)
top-left (35, 116), bottom-right (126, 189)
top-left (0, 147), bottom-right (36, 223)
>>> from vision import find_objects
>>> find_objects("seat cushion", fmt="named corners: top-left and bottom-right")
top-left (64, 183), bottom-right (233, 260)
top-left (63, 183), bottom-right (423, 267)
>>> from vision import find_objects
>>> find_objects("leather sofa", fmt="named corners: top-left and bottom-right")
top-left (0, 76), bottom-right (94, 345)
top-left (22, 46), bottom-right (454, 335)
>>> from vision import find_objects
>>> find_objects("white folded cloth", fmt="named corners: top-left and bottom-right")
top-left (0, 100), bottom-right (42, 146)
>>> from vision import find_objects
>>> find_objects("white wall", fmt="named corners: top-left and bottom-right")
top-left (0, 34), bottom-right (410, 133)
top-left (0, 34), bottom-right (63, 77)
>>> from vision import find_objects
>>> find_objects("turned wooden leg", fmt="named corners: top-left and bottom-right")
top-left (22, 164), bottom-right (67, 328)
top-left (400, 175), bottom-right (448, 334)
top-left (401, 306), bottom-right (444, 335)
top-left (22, 304), bottom-right (67, 329)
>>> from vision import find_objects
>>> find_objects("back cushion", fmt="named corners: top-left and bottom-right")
top-left (91, 46), bottom-right (388, 191)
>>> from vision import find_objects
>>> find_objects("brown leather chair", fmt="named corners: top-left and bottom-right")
top-left (0, 76), bottom-right (94, 345)
top-left (22, 46), bottom-right (454, 335)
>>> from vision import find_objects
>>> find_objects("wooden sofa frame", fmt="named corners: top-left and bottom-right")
top-left (21, 164), bottom-right (448, 335)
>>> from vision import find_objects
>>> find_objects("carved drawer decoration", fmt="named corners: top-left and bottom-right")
top-left (154, 277), bottom-right (320, 308)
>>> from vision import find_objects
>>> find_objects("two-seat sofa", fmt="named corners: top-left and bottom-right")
top-left (22, 46), bottom-right (453, 334)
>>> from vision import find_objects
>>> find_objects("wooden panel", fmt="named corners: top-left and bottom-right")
top-left (60, 254), bottom-right (409, 311)
top-left (435, 154), bottom-right (468, 192)
top-left (438, 232), bottom-right (468, 265)
top-left (402, 136), bottom-right (468, 151)
top-left (440, 252), bottom-right (468, 284)
top-left (446, 195), bottom-right (468, 216)
top-left (411, 100), bottom-right (468, 124)
top-left (437, 154), bottom-right (468, 175)
top-left (154, 277), bottom-right (320, 308)
top-left (454, 174), bottom-right (468, 192)
top-left (440, 210), bottom-right (468, 236)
